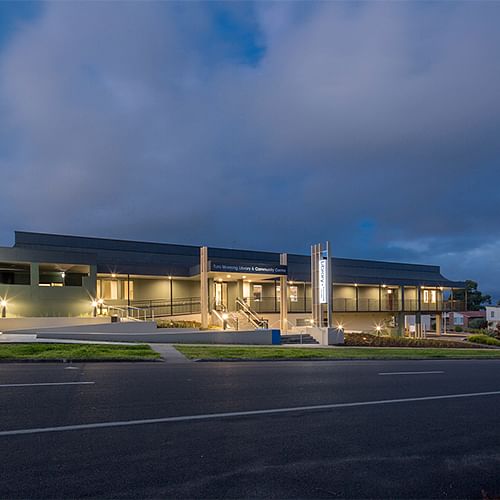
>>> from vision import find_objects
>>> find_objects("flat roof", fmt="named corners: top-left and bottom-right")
top-left (1, 230), bottom-right (465, 288)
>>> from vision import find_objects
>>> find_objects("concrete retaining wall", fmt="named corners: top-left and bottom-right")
top-left (0, 317), bottom-right (111, 333)
top-left (33, 328), bottom-right (280, 345)
top-left (10, 321), bottom-right (158, 335)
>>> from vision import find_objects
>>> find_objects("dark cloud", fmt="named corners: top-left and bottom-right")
top-left (1, 2), bottom-right (499, 296)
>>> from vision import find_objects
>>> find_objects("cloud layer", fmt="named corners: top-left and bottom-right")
top-left (1, 2), bottom-right (499, 295)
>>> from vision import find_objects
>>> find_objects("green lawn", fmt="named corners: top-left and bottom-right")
top-left (174, 345), bottom-right (500, 361)
top-left (0, 343), bottom-right (160, 361)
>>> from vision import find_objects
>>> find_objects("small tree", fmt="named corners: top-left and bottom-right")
top-left (453, 280), bottom-right (491, 310)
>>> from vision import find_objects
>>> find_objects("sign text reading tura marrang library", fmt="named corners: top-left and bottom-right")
top-left (210, 262), bottom-right (287, 275)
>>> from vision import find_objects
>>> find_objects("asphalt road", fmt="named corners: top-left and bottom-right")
top-left (1, 359), bottom-right (500, 499)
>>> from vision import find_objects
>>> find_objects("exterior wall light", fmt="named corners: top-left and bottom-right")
top-left (111, 273), bottom-right (116, 278)
top-left (168, 276), bottom-right (172, 280)
top-left (226, 275), bottom-right (231, 278)
top-left (1, 299), bottom-right (7, 318)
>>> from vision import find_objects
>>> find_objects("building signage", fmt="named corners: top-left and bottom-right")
top-left (210, 261), bottom-right (287, 275)
top-left (319, 257), bottom-right (328, 304)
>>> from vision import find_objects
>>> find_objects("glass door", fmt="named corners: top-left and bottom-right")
top-left (214, 282), bottom-right (228, 311)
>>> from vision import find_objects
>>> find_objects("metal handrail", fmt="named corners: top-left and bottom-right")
top-left (236, 298), bottom-right (268, 329)
top-left (105, 305), bottom-right (148, 322)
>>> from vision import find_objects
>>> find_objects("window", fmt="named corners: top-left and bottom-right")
top-left (276, 285), bottom-right (281, 303)
top-left (101, 280), bottom-right (118, 300)
top-left (253, 284), bottom-right (262, 302)
top-left (423, 289), bottom-right (437, 304)
top-left (122, 281), bottom-right (134, 300)
top-left (39, 264), bottom-right (89, 287)
top-left (491, 311), bottom-right (495, 319)
top-left (289, 285), bottom-right (298, 302)
top-left (97, 279), bottom-right (134, 300)
top-left (0, 262), bottom-right (30, 285)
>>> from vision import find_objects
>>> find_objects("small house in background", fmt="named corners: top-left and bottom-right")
top-left (485, 306), bottom-right (500, 329)
top-left (449, 310), bottom-right (486, 328)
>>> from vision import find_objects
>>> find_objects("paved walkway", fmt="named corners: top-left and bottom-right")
top-left (148, 344), bottom-right (190, 363)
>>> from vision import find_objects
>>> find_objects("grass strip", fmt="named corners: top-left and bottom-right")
top-left (0, 343), bottom-right (160, 361)
top-left (174, 345), bottom-right (500, 361)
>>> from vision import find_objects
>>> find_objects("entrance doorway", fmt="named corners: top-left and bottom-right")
top-left (214, 281), bottom-right (228, 311)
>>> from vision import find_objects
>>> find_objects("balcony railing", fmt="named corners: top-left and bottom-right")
top-left (129, 296), bottom-right (466, 317)
top-left (130, 297), bottom-right (200, 318)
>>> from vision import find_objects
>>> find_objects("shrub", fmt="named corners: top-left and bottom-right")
top-left (468, 318), bottom-right (488, 330)
top-left (156, 319), bottom-right (201, 329)
top-left (468, 334), bottom-right (500, 347)
top-left (344, 332), bottom-right (476, 349)
top-left (454, 325), bottom-right (463, 332)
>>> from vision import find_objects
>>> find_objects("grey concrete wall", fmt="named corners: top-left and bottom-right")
top-left (0, 316), bottom-right (111, 333)
top-left (32, 329), bottom-right (278, 345)
top-left (11, 321), bottom-right (158, 334)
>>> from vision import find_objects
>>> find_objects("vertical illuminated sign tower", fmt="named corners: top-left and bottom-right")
top-left (311, 242), bottom-right (332, 327)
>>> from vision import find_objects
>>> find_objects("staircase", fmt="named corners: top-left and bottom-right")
top-left (235, 298), bottom-right (268, 329)
top-left (234, 311), bottom-right (257, 331)
top-left (281, 333), bottom-right (319, 345)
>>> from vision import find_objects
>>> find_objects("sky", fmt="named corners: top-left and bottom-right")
top-left (0, 1), bottom-right (499, 298)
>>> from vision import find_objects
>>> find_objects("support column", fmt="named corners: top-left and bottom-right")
top-left (397, 312), bottom-right (405, 337)
top-left (280, 253), bottom-right (288, 333)
top-left (436, 313), bottom-right (442, 336)
top-left (416, 312), bottom-right (422, 339)
top-left (311, 242), bottom-right (332, 328)
top-left (30, 263), bottom-right (39, 287)
top-left (200, 247), bottom-right (209, 329)
top-left (311, 244), bottom-right (319, 326)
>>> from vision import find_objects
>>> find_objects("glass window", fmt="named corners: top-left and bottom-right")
top-left (253, 285), bottom-right (262, 302)
top-left (0, 262), bottom-right (30, 285)
top-left (423, 290), bottom-right (429, 303)
top-left (122, 281), bottom-right (134, 300)
top-left (289, 285), bottom-right (298, 302)
top-left (431, 290), bottom-right (437, 303)
top-left (276, 285), bottom-right (281, 303)
top-left (39, 264), bottom-right (89, 287)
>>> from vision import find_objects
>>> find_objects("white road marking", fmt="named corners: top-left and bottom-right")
top-left (0, 390), bottom-right (499, 437)
top-left (378, 371), bottom-right (445, 376)
top-left (0, 382), bottom-right (94, 388)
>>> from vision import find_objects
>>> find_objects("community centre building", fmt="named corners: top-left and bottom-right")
top-left (0, 231), bottom-right (466, 335)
